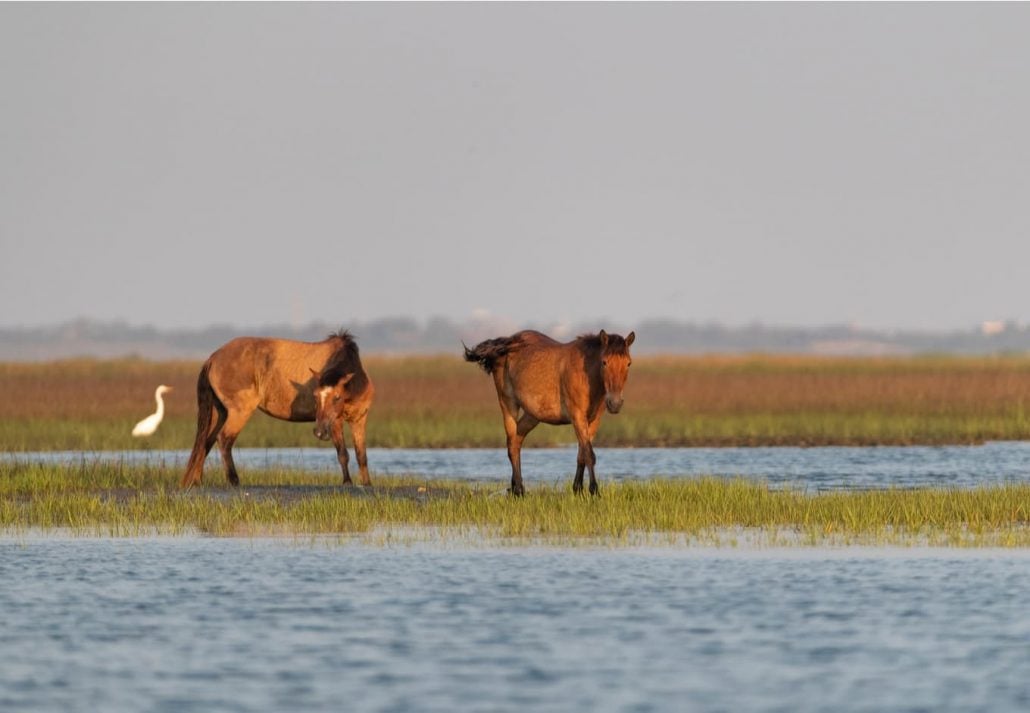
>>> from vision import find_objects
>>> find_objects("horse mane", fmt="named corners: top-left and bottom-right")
top-left (319, 330), bottom-right (367, 392)
top-left (326, 328), bottom-right (357, 345)
top-left (576, 332), bottom-right (630, 355)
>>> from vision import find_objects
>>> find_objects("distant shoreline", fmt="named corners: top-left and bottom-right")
top-left (3, 317), bottom-right (1030, 361)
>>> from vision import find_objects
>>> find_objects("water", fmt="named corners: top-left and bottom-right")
top-left (8, 441), bottom-right (1030, 490)
top-left (1, 538), bottom-right (1028, 713)
top-left (5, 445), bottom-right (1030, 710)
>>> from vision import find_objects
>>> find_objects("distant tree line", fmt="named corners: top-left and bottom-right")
top-left (1, 317), bottom-right (1029, 361)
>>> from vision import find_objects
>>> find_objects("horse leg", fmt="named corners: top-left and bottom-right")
top-left (217, 408), bottom-right (253, 487)
top-left (502, 410), bottom-right (522, 496)
top-left (571, 416), bottom-right (597, 496)
top-left (350, 413), bottom-right (372, 486)
top-left (181, 403), bottom-right (226, 488)
top-left (181, 365), bottom-right (228, 488)
top-left (331, 418), bottom-right (352, 485)
top-left (501, 402), bottom-right (536, 497)
top-left (586, 416), bottom-right (603, 496)
top-left (509, 413), bottom-right (538, 496)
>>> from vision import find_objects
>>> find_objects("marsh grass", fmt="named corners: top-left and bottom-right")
top-left (3, 461), bottom-right (1028, 546)
top-left (5, 355), bottom-right (1030, 450)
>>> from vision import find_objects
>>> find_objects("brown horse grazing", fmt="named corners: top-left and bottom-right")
top-left (464, 329), bottom-right (635, 496)
top-left (180, 330), bottom-right (374, 488)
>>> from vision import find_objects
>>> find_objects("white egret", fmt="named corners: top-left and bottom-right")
top-left (132, 385), bottom-right (173, 437)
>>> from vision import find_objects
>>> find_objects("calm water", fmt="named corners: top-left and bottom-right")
top-left (1, 538), bottom-right (1028, 713)
top-left (8, 441), bottom-right (1030, 490)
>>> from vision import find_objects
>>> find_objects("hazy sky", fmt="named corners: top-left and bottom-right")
top-left (2, 3), bottom-right (1029, 331)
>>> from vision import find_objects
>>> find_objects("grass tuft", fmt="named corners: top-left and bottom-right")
top-left (2, 462), bottom-right (1028, 547)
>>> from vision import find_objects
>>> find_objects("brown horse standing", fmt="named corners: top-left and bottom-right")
top-left (464, 329), bottom-right (635, 496)
top-left (180, 330), bottom-right (374, 488)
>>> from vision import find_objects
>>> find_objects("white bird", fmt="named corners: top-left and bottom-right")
top-left (132, 385), bottom-right (173, 437)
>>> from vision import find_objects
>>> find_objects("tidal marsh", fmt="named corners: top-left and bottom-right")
top-left (3, 461), bottom-right (1028, 546)
top-left (5, 355), bottom-right (1030, 450)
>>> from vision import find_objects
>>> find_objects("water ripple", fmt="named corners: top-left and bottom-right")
top-left (7, 441), bottom-right (1030, 490)
top-left (7, 540), bottom-right (1027, 712)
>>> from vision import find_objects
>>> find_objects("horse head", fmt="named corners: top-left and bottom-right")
top-left (599, 330), bottom-right (635, 414)
top-left (310, 368), bottom-right (354, 441)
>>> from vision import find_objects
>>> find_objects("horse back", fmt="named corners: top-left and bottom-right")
top-left (503, 335), bottom-right (584, 425)
top-left (206, 336), bottom-right (369, 422)
top-left (511, 330), bottom-right (561, 348)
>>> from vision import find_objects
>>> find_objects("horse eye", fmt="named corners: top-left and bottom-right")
top-left (333, 395), bottom-right (341, 403)
top-left (602, 359), bottom-right (608, 367)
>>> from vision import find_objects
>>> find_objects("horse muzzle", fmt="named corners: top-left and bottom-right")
top-left (605, 397), bottom-right (624, 414)
top-left (313, 424), bottom-right (331, 441)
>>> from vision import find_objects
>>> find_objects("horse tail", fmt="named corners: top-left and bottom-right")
top-left (463, 336), bottom-right (519, 374)
top-left (182, 360), bottom-right (222, 486)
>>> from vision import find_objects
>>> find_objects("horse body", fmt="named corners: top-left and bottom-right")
top-left (498, 332), bottom-right (570, 425)
top-left (465, 329), bottom-right (634, 496)
top-left (181, 331), bottom-right (373, 488)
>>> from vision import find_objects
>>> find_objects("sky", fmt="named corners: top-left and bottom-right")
top-left (2, 3), bottom-right (1029, 332)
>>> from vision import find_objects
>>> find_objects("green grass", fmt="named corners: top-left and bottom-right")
top-left (598, 410), bottom-right (1030, 447)
top-left (7, 354), bottom-right (1030, 450)
top-left (5, 409), bottom-right (1030, 452)
top-left (2, 461), bottom-right (1028, 546)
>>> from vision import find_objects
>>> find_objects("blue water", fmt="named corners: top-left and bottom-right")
top-left (1, 538), bottom-right (1028, 713)
top-left (7, 441), bottom-right (1030, 490)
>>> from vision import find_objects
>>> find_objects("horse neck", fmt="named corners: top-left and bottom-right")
top-left (324, 338), bottom-right (368, 393)
top-left (574, 342), bottom-right (605, 402)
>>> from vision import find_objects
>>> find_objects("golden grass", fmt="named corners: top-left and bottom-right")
top-left (4, 354), bottom-right (1030, 449)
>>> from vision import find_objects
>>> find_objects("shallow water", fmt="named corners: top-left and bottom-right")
top-left (1, 538), bottom-right (1028, 713)
top-left (7, 441), bottom-right (1030, 490)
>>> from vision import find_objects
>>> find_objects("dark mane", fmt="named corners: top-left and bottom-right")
top-left (576, 332), bottom-right (629, 354)
top-left (319, 330), bottom-right (368, 392)
top-left (326, 328), bottom-right (357, 345)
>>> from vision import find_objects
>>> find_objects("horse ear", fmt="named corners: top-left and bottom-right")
top-left (625, 331), bottom-right (635, 347)
top-left (308, 367), bottom-right (320, 380)
top-left (599, 330), bottom-right (608, 347)
top-left (337, 372), bottom-right (355, 388)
